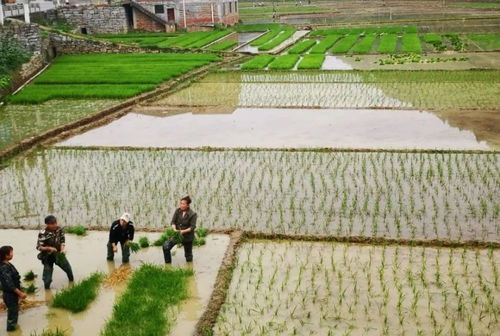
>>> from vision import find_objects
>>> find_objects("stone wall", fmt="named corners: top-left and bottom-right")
top-left (53, 5), bottom-right (128, 34)
top-left (0, 21), bottom-right (42, 54)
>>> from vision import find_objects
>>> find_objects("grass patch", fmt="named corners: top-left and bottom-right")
top-left (268, 54), bottom-right (300, 70)
top-left (64, 225), bottom-right (87, 236)
top-left (240, 55), bottom-right (275, 70)
top-left (401, 33), bottom-right (422, 53)
top-left (467, 33), bottom-right (500, 51)
top-left (102, 264), bottom-right (193, 336)
top-left (351, 33), bottom-right (377, 54)
top-left (52, 273), bottom-right (103, 313)
top-left (331, 35), bottom-right (359, 54)
top-left (207, 40), bottom-right (237, 51)
top-left (258, 27), bottom-right (296, 51)
top-left (310, 35), bottom-right (341, 54)
top-left (287, 39), bottom-right (317, 54)
top-left (377, 34), bottom-right (398, 54)
top-left (297, 54), bottom-right (325, 69)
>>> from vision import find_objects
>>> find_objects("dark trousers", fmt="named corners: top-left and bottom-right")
top-left (107, 241), bottom-right (130, 263)
top-left (42, 254), bottom-right (74, 289)
top-left (162, 239), bottom-right (193, 263)
top-left (3, 292), bottom-right (19, 331)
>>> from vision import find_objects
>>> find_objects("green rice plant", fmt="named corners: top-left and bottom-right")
top-left (377, 34), bottom-right (398, 54)
top-left (240, 55), bottom-right (275, 70)
top-left (64, 225), bottom-right (87, 236)
top-left (185, 30), bottom-right (231, 49)
top-left (286, 39), bottom-right (317, 54)
top-left (30, 329), bottom-right (68, 336)
top-left (297, 54), bottom-right (325, 69)
top-left (196, 227), bottom-right (208, 238)
top-left (401, 33), bottom-right (423, 53)
top-left (193, 237), bottom-right (206, 246)
top-left (351, 34), bottom-right (377, 54)
top-left (404, 25), bottom-right (419, 33)
top-left (102, 264), bottom-right (193, 336)
top-left (250, 27), bottom-right (283, 47)
top-left (23, 283), bottom-right (37, 294)
top-left (157, 31), bottom-right (209, 48)
top-left (331, 35), bottom-right (359, 54)
top-left (234, 23), bottom-right (281, 32)
top-left (309, 35), bottom-right (341, 53)
top-left (129, 242), bottom-right (141, 253)
top-left (444, 34), bottom-right (465, 51)
top-left (267, 54), bottom-right (300, 70)
top-left (467, 34), bottom-right (500, 51)
top-left (207, 40), bottom-right (237, 51)
top-left (258, 27), bottom-right (296, 51)
top-left (23, 270), bottom-right (37, 281)
top-left (52, 273), bottom-right (104, 313)
top-left (138, 236), bottom-right (150, 248)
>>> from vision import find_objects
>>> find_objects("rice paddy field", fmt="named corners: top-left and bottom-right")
top-left (1, 4), bottom-right (500, 335)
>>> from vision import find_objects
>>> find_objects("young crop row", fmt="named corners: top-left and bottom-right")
top-left (258, 27), bottom-right (296, 51)
top-left (214, 241), bottom-right (499, 335)
top-left (157, 30), bottom-right (230, 49)
top-left (207, 40), bottom-right (237, 51)
top-left (9, 53), bottom-right (220, 104)
top-left (1, 149), bottom-right (498, 242)
top-left (310, 25), bottom-right (418, 37)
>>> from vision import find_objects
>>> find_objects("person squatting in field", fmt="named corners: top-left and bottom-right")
top-left (107, 213), bottom-right (135, 263)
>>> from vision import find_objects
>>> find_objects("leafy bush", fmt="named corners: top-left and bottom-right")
top-left (0, 34), bottom-right (30, 76)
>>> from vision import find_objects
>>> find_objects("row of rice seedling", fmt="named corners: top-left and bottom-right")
top-left (156, 30), bottom-right (230, 49)
top-left (234, 23), bottom-right (281, 33)
top-left (286, 39), bottom-right (317, 54)
top-left (9, 53), bottom-right (220, 104)
top-left (310, 25), bottom-right (417, 37)
top-left (52, 273), bottom-right (104, 313)
top-left (2, 149), bottom-right (497, 242)
top-left (267, 54), bottom-right (300, 70)
top-left (207, 40), bottom-right (237, 51)
top-left (401, 33), bottom-right (423, 53)
top-left (330, 34), bottom-right (360, 54)
top-left (258, 27), bottom-right (296, 51)
top-left (351, 33), bottom-right (378, 54)
top-left (249, 25), bottom-right (284, 47)
top-left (214, 241), bottom-right (499, 335)
top-left (94, 33), bottom-right (177, 47)
top-left (377, 33), bottom-right (399, 53)
top-left (240, 55), bottom-right (275, 70)
top-left (309, 35), bottom-right (341, 54)
top-left (102, 264), bottom-right (192, 336)
top-left (466, 33), bottom-right (500, 51)
top-left (296, 54), bottom-right (325, 69)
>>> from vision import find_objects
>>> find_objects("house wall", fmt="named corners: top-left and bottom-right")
top-left (52, 5), bottom-right (128, 34)
top-left (132, 7), bottom-right (167, 31)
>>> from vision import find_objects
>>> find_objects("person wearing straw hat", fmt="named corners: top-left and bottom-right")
top-left (107, 213), bottom-right (135, 263)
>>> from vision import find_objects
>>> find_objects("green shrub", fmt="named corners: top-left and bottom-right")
top-left (0, 34), bottom-right (31, 76)
top-left (52, 273), bottom-right (103, 313)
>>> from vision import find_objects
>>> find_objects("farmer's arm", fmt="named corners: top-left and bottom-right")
top-left (180, 213), bottom-right (197, 234)
top-left (60, 231), bottom-right (66, 252)
top-left (171, 211), bottom-right (178, 231)
top-left (36, 233), bottom-right (56, 253)
top-left (129, 225), bottom-right (134, 241)
top-left (109, 224), bottom-right (118, 249)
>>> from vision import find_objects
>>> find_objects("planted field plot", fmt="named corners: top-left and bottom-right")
top-left (1, 149), bottom-right (498, 242)
top-left (467, 33), bottom-right (500, 51)
top-left (240, 55), bottom-right (275, 70)
top-left (157, 30), bottom-right (230, 49)
top-left (258, 27), bottom-right (296, 52)
top-left (268, 55), bottom-right (300, 70)
top-left (94, 33), bottom-right (177, 48)
top-left (158, 71), bottom-right (500, 110)
top-left (0, 100), bottom-right (117, 151)
top-left (286, 39), bottom-right (317, 54)
top-left (9, 54), bottom-right (220, 104)
top-left (214, 241), bottom-right (499, 335)
top-left (309, 35), bottom-right (341, 54)
top-left (297, 54), bottom-right (325, 69)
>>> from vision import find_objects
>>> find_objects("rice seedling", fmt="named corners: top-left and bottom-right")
top-left (267, 55), bottom-right (300, 70)
top-left (128, 242), bottom-right (141, 253)
top-left (138, 236), bottom-right (150, 248)
top-left (234, 23), bottom-right (281, 33)
top-left (23, 283), bottom-right (37, 294)
top-left (330, 35), bottom-right (360, 54)
top-left (52, 272), bottom-right (104, 313)
top-left (64, 225), bottom-right (87, 236)
top-left (286, 39), bottom-right (317, 54)
top-left (30, 329), bottom-right (68, 336)
top-left (377, 33), bottom-right (399, 54)
top-left (309, 35), bottom-right (341, 54)
top-left (240, 55), bottom-right (275, 70)
top-left (258, 27), bottom-right (296, 51)
top-left (157, 30), bottom-right (230, 49)
top-left (207, 40), bottom-right (237, 51)
top-left (249, 26), bottom-right (283, 47)
top-left (401, 33), bottom-right (423, 53)
top-left (297, 54), bottom-right (325, 70)
top-left (23, 270), bottom-right (37, 281)
top-left (101, 264), bottom-right (193, 336)
top-left (351, 33), bottom-right (377, 54)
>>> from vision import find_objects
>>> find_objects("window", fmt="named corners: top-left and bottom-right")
top-left (229, 2), bottom-right (232, 13)
top-left (154, 5), bottom-right (164, 14)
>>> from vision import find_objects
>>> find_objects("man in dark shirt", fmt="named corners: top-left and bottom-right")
top-left (0, 246), bottom-right (26, 332)
top-left (163, 196), bottom-right (197, 263)
top-left (107, 213), bottom-right (135, 263)
top-left (36, 215), bottom-right (74, 289)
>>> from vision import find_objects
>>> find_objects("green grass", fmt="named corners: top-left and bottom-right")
top-left (30, 329), bottom-right (67, 336)
top-left (351, 33), bottom-right (377, 54)
top-left (240, 55), bottom-right (275, 70)
top-left (310, 35), bottom-right (341, 54)
top-left (11, 54), bottom-right (220, 104)
top-left (258, 27), bottom-right (296, 51)
top-left (185, 30), bottom-right (230, 49)
top-left (102, 264), bottom-right (193, 336)
top-left (268, 54), bottom-right (300, 70)
top-left (377, 34), bottom-right (398, 54)
top-left (52, 273), bottom-right (103, 313)
top-left (287, 39), bottom-right (317, 54)
top-left (207, 40), bottom-right (237, 51)
top-left (297, 54), bottom-right (325, 69)
top-left (331, 35), bottom-right (360, 54)
top-left (467, 33), bottom-right (500, 51)
top-left (64, 225), bottom-right (87, 236)
top-left (401, 33), bottom-right (423, 53)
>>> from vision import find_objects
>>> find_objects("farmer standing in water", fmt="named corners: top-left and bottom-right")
top-left (107, 213), bottom-right (134, 263)
top-left (163, 196), bottom-right (197, 263)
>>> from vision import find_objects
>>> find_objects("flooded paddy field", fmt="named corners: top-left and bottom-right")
top-left (1, 148), bottom-right (498, 242)
top-left (0, 100), bottom-right (118, 152)
top-left (0, 229), bottom-right (229, 336)
top-left (214, 240), bottom-right (499, 336)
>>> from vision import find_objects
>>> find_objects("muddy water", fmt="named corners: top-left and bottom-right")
top-left (58, 108), bottom-right (489, 150)
top-left (0, 230), bottom-right (229, 336)
top-left (321, 56), bottom-right (354, 70)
